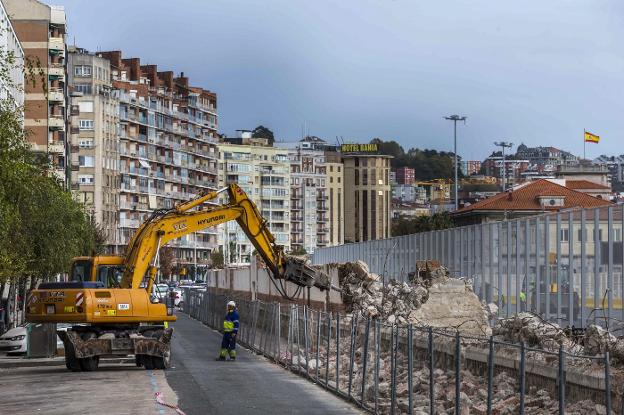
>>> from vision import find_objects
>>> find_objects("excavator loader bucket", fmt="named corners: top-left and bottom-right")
top-left (283, 257), bottom-right (331, 291)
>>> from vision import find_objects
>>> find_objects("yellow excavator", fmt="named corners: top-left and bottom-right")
top-left (26, 184), bottom-right (330, 371)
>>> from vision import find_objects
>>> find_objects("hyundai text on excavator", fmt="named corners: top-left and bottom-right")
top-left (26, 184), bottom-right (331, 371)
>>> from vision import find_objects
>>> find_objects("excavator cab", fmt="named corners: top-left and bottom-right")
top-left (69, 256), bottom-right (125, 288)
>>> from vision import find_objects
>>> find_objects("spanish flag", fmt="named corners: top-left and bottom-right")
top-left (584, 131), bottom-right (600, 143)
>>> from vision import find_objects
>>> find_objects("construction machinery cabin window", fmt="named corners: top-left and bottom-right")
top-left (71, 260), bottom-right (92, 282)
top-left (97, 265), bottom-right (123, 288)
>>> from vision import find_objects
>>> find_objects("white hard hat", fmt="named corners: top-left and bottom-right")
top-left (227, 301), bottom-right (236, 308)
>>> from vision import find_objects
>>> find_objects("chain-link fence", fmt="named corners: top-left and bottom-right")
top-left (182, 288), bottom-right (617, 414)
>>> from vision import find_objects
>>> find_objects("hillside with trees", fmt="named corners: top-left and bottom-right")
top-left (370, 138), bottom-right (461, 181)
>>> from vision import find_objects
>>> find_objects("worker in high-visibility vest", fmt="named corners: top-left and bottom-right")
top-left (217, 301), bottom-right (239, 360)
top-left (519, 291), bottom-right (527, 311)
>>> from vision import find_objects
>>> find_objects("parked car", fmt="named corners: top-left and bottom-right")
top-left (0, 324), bottom-right (27, 355)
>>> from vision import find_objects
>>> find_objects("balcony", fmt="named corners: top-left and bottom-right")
top-left (48, 116), bottom-right (65, 130)
top-left (48, 142), bottom-right (65, 154)
top-left (119, 218), bottom-right (140, 228)
top-left (48, 65), bottom-right (64, 78)
top-left (49, 37), bottom-right (64, 52)
top-left (49, 89), bottom-right (64, 102)
top-left (291, 215), bottom-right (303, 222)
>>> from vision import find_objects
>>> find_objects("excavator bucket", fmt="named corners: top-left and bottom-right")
top-left (283, 257), bottom-right (331, 291)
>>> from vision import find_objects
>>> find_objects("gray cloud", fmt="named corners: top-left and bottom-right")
top-left (49, 0), bottom-right (624, 160)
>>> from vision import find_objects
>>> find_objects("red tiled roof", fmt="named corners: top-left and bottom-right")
top-left (565, 180), bottom-right (611, 190)
top-left (453, 179), bottom-right (612, 214)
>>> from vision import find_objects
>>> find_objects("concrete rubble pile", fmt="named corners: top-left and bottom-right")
top-left (583, 324), bottom-right (624, 363)
top-left (493, 313), bottom-right (624, 364)
top-left (298, 333), bottom-right (604, 415)
top-left (338, 260), bottom-right (491, 336)
top-left (493, 312), bottom-right (578, 351)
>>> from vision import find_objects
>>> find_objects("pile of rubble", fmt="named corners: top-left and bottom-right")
top-left (337, 260), bottom-right (491, 336)
top-left (296, 333), bottom-right (607, 415)
top-left (493, 312), bottom-right (578, 351)
top-left (493, 313), bottom-right (624, 364)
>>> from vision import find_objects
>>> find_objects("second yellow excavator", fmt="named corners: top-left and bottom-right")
top-left (26, 184), bottom-right (330, 371)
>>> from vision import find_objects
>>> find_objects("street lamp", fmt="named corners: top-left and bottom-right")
top-left (494, 141), bottom-right (514, 191)
top-left (444, 115), bottom-right (467, 210)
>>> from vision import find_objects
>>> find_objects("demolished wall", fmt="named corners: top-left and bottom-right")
top-left (337, 260), bottom-right (491, 336)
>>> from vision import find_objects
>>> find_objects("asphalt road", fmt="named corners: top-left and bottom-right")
top-left (166, 313), bottom-right (361, 415)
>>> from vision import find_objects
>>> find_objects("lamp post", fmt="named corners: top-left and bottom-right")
top-left (494, 141), bottom-right (514, 191)
top-left (444, 115), bottom-right (467, 210)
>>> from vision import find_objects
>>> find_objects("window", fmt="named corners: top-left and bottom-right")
top-left (78, 175), bottom-right (94, 184)
top-left (559, 228), bottom-right (569, 242)
top-left (615, 228), bottom-right (622, 242)
top-left (79, 119), bottom-right (94, 130)
top-left (79, 139), bottom-right (93, 148)
top-left (78, 101), bottom-right (94, 112)
top-left (79, 155), bottom-right (95, 167)
top-left (74, 65), bottom-right (92, 76)
top-left (74, 84), bottom-right (92, 94)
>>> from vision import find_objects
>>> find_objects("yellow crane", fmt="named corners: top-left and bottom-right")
top-left (26, 184), bottom-right (330, 371)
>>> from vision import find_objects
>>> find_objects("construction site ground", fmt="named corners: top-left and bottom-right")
top-left (166, 312), bottom-right (362, 414)
top-left (0, 312), bottom-right (361, 415)
top-left (0, 361), bottom-right (178, 414)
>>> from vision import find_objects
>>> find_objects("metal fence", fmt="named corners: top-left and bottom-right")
top-left (313, 205), bottom-right (624, 329)
top-left (181, 288), bottom-right (616, 414)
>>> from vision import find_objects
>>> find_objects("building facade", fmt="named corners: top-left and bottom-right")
top-left (5, 0), bottom-right (67, 184)
top-left (0, 0), bottom-right (24, 106)
top-left (342, 152), bottom-right (392, 243)
top-left (392, 184), bottom-right (427, 203)
top-left (67, 47), bottom-right (120, 247)
top-left (288, 145), bottom-right (327, 253)
top-left (98, 50), bottom-right (219, 272)
top-left (217, 139), bottom-right (290, 264)
top-left (394, 167), bottom-right (414, 185)
top-left (325, 151), bottom-right (344, 247)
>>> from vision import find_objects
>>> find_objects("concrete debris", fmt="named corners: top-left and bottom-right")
top-left (338, 260), bottom-right (490, 335)
top-left (493, 312), bottom-right (577, 351)
top-left (584, 324), bottom-right (624, 363)
top-left (308, 336), bottom-right (601, 415)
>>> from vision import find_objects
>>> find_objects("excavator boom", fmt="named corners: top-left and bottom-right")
top-left (25, 183), bottom-right (330, 372)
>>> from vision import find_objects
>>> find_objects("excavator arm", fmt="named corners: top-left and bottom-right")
top-left (120, 184), bottom-right (330, 296)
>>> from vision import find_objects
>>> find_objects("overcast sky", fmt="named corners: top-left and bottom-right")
top-left (46, 0), bottom-right (624, 160)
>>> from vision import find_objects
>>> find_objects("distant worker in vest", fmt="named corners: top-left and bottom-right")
top-left (217, 300), bottom-right (239, 361)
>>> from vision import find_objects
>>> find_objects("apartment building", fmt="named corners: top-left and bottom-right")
top-left (96, 51), bottom-right (219, 272)
top-left (0, 0), bottom-right (23, 106)
top-left (67, 47), bottom-right (120, 248)
top-left (218, 136), bottom-right (290, 264)
top-left (325, 151), bottom-right (344, 247)
top-left (342, 145), bottom-right (392, 242)
top-left (394, 167), bottom-right (414, 185)
top-left (287, 144), bottom-right (328, 253)
top-left (5, 0), bottom-right (67, 184)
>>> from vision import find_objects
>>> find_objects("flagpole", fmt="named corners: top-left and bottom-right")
top-left (583, 129), bottom-right (586, 160)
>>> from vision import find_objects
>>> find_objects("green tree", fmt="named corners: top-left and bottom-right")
top-left (391, 212), bottom-right (455, 237)
top-left (370, 139), bottom-right (462, 181)
top-left (210, 248), bottom-right (225, 269)
top-left (159, 246), bottom-right (176, 279)
top-left (0, 47), bottom-right (98, 285)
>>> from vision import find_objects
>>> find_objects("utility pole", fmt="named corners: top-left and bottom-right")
top-left (444, 115), bottom-right (467, 210)
top-left (494, 141), bottom-right (514, 191)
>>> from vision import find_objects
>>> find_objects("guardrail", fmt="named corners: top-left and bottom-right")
top-left (182, 288), bottom-right (618, 414)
